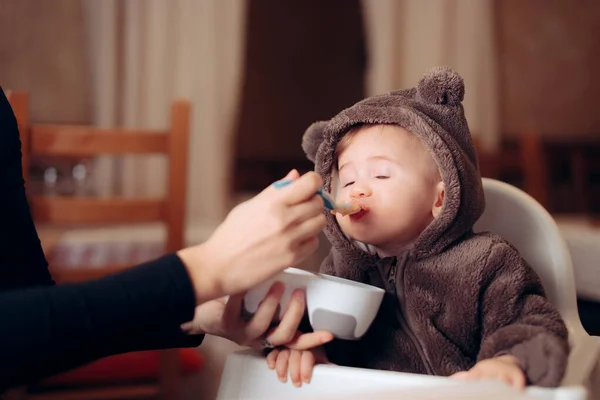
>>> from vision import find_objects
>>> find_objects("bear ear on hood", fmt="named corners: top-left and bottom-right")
top-left (302, 121), bottom-right (328, 163)
top-left (417, 66), bottom-right (464, 106)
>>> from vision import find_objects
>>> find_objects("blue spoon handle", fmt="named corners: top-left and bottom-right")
top-left (272, 179), bottom-right (335, 210)
top-left (272, 179), bottom-right (295, 189)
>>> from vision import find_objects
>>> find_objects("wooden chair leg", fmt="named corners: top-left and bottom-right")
top-left (520, 132), bottom-right (550, 210)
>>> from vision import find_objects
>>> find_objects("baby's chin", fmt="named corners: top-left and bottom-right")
top-left (341, 228), bottom-right (388, 248)
top-left (341, 224), bottom-right (413, 251)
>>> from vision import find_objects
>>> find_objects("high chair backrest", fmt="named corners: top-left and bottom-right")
top-left (473, 178), bottom-right (586, 341)
top-left (215, 178), bottom-right (598, 399)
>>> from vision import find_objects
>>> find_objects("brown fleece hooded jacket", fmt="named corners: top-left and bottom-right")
top-left (301, 66), bottom-right (569, 387)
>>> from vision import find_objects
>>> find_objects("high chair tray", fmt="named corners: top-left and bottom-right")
top-left (216, 350), bottom-right (587, 400)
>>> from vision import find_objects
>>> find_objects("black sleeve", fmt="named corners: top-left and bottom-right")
top-left (0, 88), bottom-right (204, 391)
top-left (0, 86), bottom-right (54, 290)
top-left (0, 253), bottom-right (204, 391)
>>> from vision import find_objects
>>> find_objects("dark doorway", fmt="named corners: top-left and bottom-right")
top-left (233, 0), bottom-right (367, 192)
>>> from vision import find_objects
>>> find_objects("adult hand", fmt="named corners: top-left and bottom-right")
top-left (180, 282), bottom-right (333, 350)
top-left (179, 169), bottom-right (327, 304)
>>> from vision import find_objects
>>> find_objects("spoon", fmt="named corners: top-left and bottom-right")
top-left (273, 179), bottom-right (361, 216)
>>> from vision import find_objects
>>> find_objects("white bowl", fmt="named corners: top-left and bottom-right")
top-left (243, 267), bottom-right (318, 321)
top-left (306, 274), bottom-right (385, 340)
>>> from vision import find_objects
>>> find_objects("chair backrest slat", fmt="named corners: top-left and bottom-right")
top-left (31, 125), bottom-right (169, 156)
top-left (30, 196), bottom-right (166, 224)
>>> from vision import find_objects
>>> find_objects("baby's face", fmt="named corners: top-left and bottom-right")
top-left (335, 125), bottom-right (440, 256)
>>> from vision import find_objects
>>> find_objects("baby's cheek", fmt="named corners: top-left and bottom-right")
top-left (335, 214), bottom-right (350, 233)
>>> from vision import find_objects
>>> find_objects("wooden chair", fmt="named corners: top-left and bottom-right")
top-left (518, 132), bottom-right (550, 211)
top-left (518, 132), bottom-right (598, 214)
top-left (29, 101), bottom-right (190, 280)
top-left (472, 136), bottom-right (500, 179)
top-left (8, 92), bottom-right (198, 399)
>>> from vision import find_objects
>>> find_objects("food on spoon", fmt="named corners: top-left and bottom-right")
top-left (333, 202), bottom-right (361, 216)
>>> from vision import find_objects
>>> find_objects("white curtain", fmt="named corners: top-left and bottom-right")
top-left (361, 0), bottom-right (499, 151)
top-left (83, 0), bottom-right (247, 228)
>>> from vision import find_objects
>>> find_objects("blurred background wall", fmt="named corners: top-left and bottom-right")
top-left (4, 0), bottom-right (600, 223)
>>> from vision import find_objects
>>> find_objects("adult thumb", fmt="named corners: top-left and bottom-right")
top-left (260, 169), bottom-right (301, 196)
top-left (283, 169), bottom-right (300, 180)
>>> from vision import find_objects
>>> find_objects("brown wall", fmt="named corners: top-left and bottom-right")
top-left (0, 0), bottom-right (90, 124)
top-left (497, 0), bottom-right (600, 137)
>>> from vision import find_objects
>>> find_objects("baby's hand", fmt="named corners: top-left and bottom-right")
top-left (450, 355), bottom-right (526, 389)
top-left (266, 346), bottom-right (329, 387)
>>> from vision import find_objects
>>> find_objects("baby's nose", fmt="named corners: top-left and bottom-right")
top-left (350, 186), bottom-right (372, 198)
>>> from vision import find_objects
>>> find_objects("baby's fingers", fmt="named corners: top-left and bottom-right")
top-left (506, 371), bottom-right (526, 390)
top-left (493, 372), bottom-right (521, 389)
top-left (275, 350), bottom-right (291, 383)
top-left (301, 350), bottom-right (316, 384)
top-left (266, 349), bottom-right (280, 370)
top-left (288, 350), bottom-right (303, 387)
top-left (450, 371), bottom-right (473, 380)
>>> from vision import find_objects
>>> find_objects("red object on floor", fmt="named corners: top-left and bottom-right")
top-left (44, 349), bottom-right (204, 385)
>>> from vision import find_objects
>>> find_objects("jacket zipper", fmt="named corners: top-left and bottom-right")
top-left (388, 255), bottom-right (435, 375)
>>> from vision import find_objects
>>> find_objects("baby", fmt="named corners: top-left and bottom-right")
top-left (266, 67), bottom-right (569, 389)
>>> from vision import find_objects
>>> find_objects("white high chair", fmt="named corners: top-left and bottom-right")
top-left (473, 179), bottom-right (600, 396)
top-left (216, 178), bottom-right (599, 400)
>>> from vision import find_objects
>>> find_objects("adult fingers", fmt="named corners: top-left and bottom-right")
top-left (285, 169), bottom-right (301, 180)
top-left (287, 236), bottom-right (320, 267)
top-left (263, 169), bottom-right (301, 193)
top-left (289, 213), bottom-right (327, 245)
top-left (287, 330), bottom-right (334, 351)
top-left (266, 289), bottom-right (306, 346)
top-left (280, 172), bottom-right (323, 206)
top-left (254, 169), bottom-right (301, 202)
top-left (242, 282), bottom-right (285, 342)
top-left (285, 195), bottom-right (324, 226)
top-left (221, 292), bottom-right (245, 331)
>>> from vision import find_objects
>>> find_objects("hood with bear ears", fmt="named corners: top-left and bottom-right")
top-left (302, 66), bottom-right (485, 265)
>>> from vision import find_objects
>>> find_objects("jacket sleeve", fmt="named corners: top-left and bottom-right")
top-left (477, 241), bottom-right (569, 387)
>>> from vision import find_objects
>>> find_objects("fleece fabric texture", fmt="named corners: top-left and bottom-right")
top-left (302, 66), bottom-right (569, 387)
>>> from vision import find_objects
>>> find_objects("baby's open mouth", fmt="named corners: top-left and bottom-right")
top-left (349, 207), bottom-right (368, 220)
top-left (347, 202), bottom-right (368, 219)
